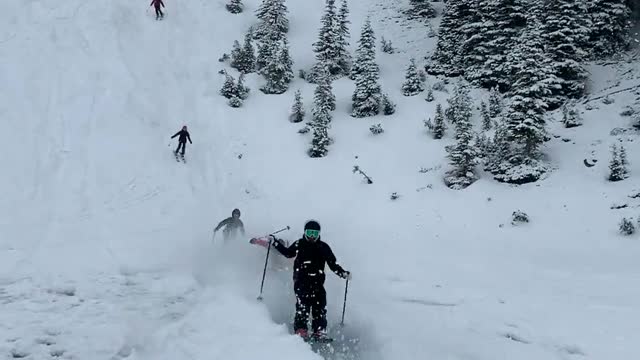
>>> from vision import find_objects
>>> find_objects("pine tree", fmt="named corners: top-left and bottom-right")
top-left (256, 41), bottom-right (272, 73)
top-left (562, 103), bottom-right (582, 128)
top-left (588, 0), bottom-right (631, 57)
top-left (237, 31), bottom-right (256, 73)
top-left (310, 0), bottom-right (343, 80)
top-left (445, 81), bottom-right (472, 126)
top-left (539, 0), bottom-right (589, 101)
top-left (402, 58), bottom-right (424, 96)
top-left (481, 101), bottom-right (492, 130)
top-left (445, 102), bottom-right (478, 189)
top-left (309, 69), bottom-right (334, 158)
top-left (237, 73), bottom-right (250, 100)
top-left (226, 0), bottom-right (244, 14)
top-left (255, 0), bottom-right (289, 41)
top-left (280, 38), bottom-right (294, 84)
top-left (429, 0), bottom-right (480, 76)
top-left (349, 17), bottom-right (376, 80)
top-left (425, 87), bottom-right (435, 102)
top-left (260, 40), bottom-right (290, 94)
top-left (228, 96), bottom-right (243, 107)
top-left (406, 0), bottom-right (436, 19)
top-left (503, 20), bottom-right (554, 158)
top-left (289, 90), bottom-right (305, 123)
top-left (488, 86), bottom-right (503, 117)
top-left (381, 93), bottom-right (396, 115)
top-left (220, 73), bottom-right (238, 99)
top-left (336, 0), bottom-right (352, 75)
top-left (462, 0), bottom-right (526, 90)
top-left (609, 143), bottom-right (629, 181)
top-left (432, 103), bottom-right (446, 139)
top-left (230, 40), bottom-right (243, 70)
top-left (351, 19), bottom-right (382, 117)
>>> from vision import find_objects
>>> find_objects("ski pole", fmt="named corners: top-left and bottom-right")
top-left (257, 226), bottom-right (290, 301)
top-left (340, 278), bottom-right (349, 327)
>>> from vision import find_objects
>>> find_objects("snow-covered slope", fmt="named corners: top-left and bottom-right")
top-left (2, 0), bottom-right (640, 360)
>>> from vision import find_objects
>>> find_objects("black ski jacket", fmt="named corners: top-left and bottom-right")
top-left (272, 237), bottom-right (347, 287)
top-left (171, 130), bottom-right (192, 144)
top-left (214, 217), bottom-right (245, 235)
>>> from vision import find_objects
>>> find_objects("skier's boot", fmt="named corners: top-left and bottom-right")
top-left (312, 329), bottom-right (328, 341)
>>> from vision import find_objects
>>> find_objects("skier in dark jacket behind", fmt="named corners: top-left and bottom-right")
top-left (171, 125), bottom-right (192, 156)
top-left (271, 220), bottom-right (351, 340)
top-left (214, 208), bottom-right (245, 241)
top-left (150, 0), bottom-right (165, 20)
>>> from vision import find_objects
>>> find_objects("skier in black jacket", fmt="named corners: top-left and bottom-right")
top-left (213, 208), bottom-right (245, 241)
top-left (171, 125), bottom-right (192, 156)
top-left (271, 220), bottom-right (351, 340)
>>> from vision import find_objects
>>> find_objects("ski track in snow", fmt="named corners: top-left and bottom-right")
top-left (2, 0), bottom-right (640, 360)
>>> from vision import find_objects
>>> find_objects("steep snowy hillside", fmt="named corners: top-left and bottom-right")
top-left (2, 0), bottom-right (640, 360)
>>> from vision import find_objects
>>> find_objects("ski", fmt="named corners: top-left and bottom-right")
top-left (173, 151), bottom-right (180, 162)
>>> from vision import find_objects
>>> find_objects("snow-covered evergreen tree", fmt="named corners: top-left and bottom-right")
top-left (488, 86), bottom-right (503, 117)
top-left (260, 40), bottom-right (291, 94)
top-left (238, 32), bottom-right (256, 73)
top-left (255, 41), bottom-right (272, 73)
top-left (445, 81), bottom-right (472, 126)
top-left (425, 87), bottom-right (435, 102)
top-left (220, 73), bottom-right (238, 99)
top-left (619, 217), bottom-right (636, 235)
top-left (402, 58), bottom-right (424, 96)
top-left (381, 93), bottom-right (396, 115)
top-left (255, 0), bottom-right (289, 41)
top-left (351, 19), bottom-right (382, 117)
top-left (429, 0), bottom-right (479, 76)
top-left (481, 101), bottom-right (492, 130)
top-left (289, 90), bottom-right (305, 123)
top-left (539, 0), bottom-right (589, 101)
top-left (349, 17), bottom-right (376, 80)
top-left (609, 143), bottom-right (629, 181)
top-left (462, 0), bottom-right (526, 90)
top-left (226, 0), bottom-right (244, 14)
top-left (228, 96), bottom-right (243, 107)
top-left (381, 37), bottom-right (395, 54)
top-left (230, 40), bottom-right (243, 70)
top-left (562, 103), bottom-right (582, 128)
top-left (445, 102), bottom-right (478, 189)
top-left (310, 0), bottom-right (343, 81)
top-left (280, 38), bottom-right (294, 84)
top-left (588, 0), bottom-right (631, 57)
top-left (237, 73), bottom-right (250, 100)
top-left (309, 69), bottom-right (334, 158)
top-left (432, 103), bottom-right (446, 139)
top-left (336, 0), bottom-right (352, 75)
top-left (406, 0), bottom-right (436, 19)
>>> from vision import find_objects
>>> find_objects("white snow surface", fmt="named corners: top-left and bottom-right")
top-left (2, 0), bottom-right (640, 359)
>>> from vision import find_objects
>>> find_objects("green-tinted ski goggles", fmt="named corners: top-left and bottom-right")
top-left (304, 229), bottom-right (320, 238)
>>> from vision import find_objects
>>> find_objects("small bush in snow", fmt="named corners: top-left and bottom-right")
top-left (511, 210), bottom-right (529, 225)
top-left (620, 106), bottom-right (636, 117)
top-left (353, 165), bottom-right (373, 184)
top-left (619, 217), bottom-right (636, 236)
top-left (228, 96), bottom-right (243, 108)
top-left (218, 53), bottom-right (230, 62)
top-left (427, 24), bottom-right (437, 38)
top-left (226, 0), bottom-right (244, 14)
top-left (609, 143), bottom-right (629, 182)
top-left (402, 58), bottom-right (425, 96)
top-left (381, 37), bottom-right (395, 54)
top-left (633, 115), bottom-right (640, 129)
top-left (370, 123), bottom-right (384, 135)
top-left (298, 126), bottom-right (310, 134)
top-left (390, 192), bottom-right (400, 200)
top-left (562, 103), bottom-right (582, 128)
top-left (602, 96), bottom-right (615, 105)
top-left (289, 90), bottom-right (305, 123)
top-left (381, 93), bottom-right (396, 115)
top-left (220, 73), bottom-right (238, 99)
top-left (418, 70), bottom-right (427, 83)
top-left (299, 69), bottom-right (307, 80)
top-left (432, 81), bottom-right (446, 92)
top-left (425, 88), bottom-right (435, 102)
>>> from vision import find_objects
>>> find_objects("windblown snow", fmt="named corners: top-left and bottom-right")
top-left (1, 0), bottom-right (639, 360)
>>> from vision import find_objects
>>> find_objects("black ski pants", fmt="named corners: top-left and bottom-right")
top-left (294, 283), bottom-right (327, 332)
top-left (154, 5), bottom-right (164, 18)
top-left (175, 141), bottom-right (186, 155)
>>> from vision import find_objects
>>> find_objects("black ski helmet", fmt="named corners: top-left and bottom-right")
top-left (232, 208), bottom-right (241, 217)
top-left (303, 220), bottom-right (321, 240)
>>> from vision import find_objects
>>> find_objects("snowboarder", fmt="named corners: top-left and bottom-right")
top-left (214, 208), bottom-right (246, 241)
top-left (270, 220), bottom-right (351, 340)
top-left (171, 125), bottom-right (192, 156)
top-left (150, 0), bottom-right (165, 20)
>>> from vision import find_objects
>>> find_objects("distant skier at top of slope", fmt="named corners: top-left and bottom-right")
top-left (150, 0), bottom-right (165, 20)
top-left (213, 208), bottom-right (245, 242)
top-left (270, 220), bottom-right (351, 341)
top-left (171, 125), bottom-right (192, 156)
